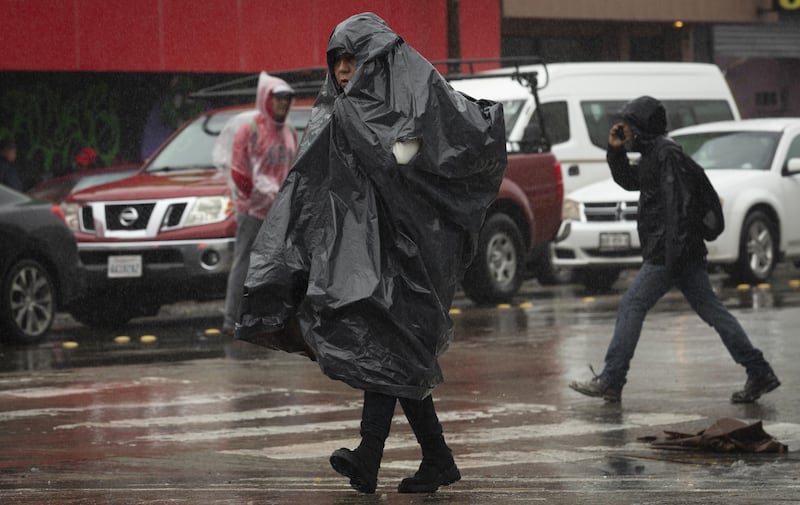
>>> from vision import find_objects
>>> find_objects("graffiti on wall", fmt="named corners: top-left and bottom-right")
top-left (0, 80), bottom-right (121, 181)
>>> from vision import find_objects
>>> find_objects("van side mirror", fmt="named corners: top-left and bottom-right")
top-left (784, 157), bottom-right (800, 175)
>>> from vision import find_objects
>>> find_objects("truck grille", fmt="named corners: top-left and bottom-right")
top-left (105, 203), bottom-right (156, 231)
top-left (78, 198), bottom-right (194, 236)
top-left (583, 201), bottom-right (638, 222)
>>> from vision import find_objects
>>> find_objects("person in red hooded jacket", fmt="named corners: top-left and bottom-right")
top-left (222, 73), bottom-right (298, 334)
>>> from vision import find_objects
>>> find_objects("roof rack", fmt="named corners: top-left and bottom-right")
top-left (189, 56), bottom-right (549, 102)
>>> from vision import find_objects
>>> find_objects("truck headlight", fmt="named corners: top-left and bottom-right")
top-left (183, 196), bottom-right (234, 227)
top-left (61, 202), bottom-right (82, 232)
top-left (562, 198), bottom-right (581, 221)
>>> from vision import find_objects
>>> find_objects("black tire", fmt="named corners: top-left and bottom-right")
top-left (580, 269), bottom-right (621, 293)
top-left (69, 295), bottom-right (141, 329)
top-left (0, 259), bottom-right (56, 345)
top-left (462, 213), bottom-right (524, 304)
top-left (732, 210), bottom-right (778, 285)
top-left (535, 245), bottom-right (576, 286)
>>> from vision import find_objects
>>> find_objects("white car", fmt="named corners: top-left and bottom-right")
top-left (552, 118), bottom-right (800, 290)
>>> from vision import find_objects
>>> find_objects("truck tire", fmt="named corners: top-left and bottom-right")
top-left (462, 213), bottom-right (524, 304)
top-left (579, 269), bottom-right (621, 293)
top-left (732, 210), bottom-right (777, 285)
top-left (0, 259), bottom-right (56, 345)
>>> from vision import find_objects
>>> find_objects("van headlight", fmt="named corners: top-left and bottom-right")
top-left (183, 196), bottom-right (234, 227)
top-left (562, 198), bottom-right (581, 221)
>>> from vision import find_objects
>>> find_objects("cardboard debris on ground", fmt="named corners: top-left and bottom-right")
top-left (638, 417), bottom-right (788, 453)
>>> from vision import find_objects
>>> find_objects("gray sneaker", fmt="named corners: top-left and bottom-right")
top-left (731, 370), bottom-right (781, 403)
top-left (569, 376), bottom-right (621, 403)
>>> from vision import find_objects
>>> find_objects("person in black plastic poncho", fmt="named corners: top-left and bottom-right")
top-left (237, 12), bottom-right (507, 494)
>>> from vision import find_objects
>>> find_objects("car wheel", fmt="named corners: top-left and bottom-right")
top-left (0, 259), bottom-right (56, 345)
top-left (733, 210), bottom-right (778, 285)
top-left (462, 213), bottom-right (524, 304)
top-left (580, 269), bottom-right (621, 293)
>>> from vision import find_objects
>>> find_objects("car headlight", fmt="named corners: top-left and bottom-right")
top-left (183, 196), bottom-right (234, 227)
top-left (562, 198), bottom-right (581, 221)
top-left (60, 202), bottom-right (82, 232)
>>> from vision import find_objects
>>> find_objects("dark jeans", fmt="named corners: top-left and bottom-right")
top-left (223, 212), bottom-right (263, 329)
top-left (360, 390), bottom-right (443, 445)
top-left (600, 261), bottom-right (772, 391)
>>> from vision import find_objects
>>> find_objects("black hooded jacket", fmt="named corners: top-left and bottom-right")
top-left (607, 96), bottom-right (707, 272)
top-left (237, 13), bottom-right (507, 399)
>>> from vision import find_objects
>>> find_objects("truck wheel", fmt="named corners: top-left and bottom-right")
top-left (462, 213), bottom-right (524, 304)
top-left (732, 210), bottom-right (777, 285)
top-left (0, 259), bottom-right (55, 345)
top-left (580, 269), bottom-right (621, 293)
top-left (69, 295), bottom-right (144, 329)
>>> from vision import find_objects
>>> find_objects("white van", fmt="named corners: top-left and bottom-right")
top-left (450, 62), bottom-right (741, 195)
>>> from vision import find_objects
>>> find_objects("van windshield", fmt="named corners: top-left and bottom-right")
top-left (499, 99), bottom-right (526, 141)
top-left (580, 99), bottom-right (736, 149)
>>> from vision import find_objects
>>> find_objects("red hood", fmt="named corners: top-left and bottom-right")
top-left (67, 169), bottom-right (230, 203)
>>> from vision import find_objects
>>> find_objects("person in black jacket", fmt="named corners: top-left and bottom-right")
top-left (569, 95), bottom-right (780, 404)
top-left (0, 139), bottom-right (23, 191)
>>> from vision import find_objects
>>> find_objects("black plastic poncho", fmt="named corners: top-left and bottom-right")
top-left (237, 12), bottom-right (506, 399)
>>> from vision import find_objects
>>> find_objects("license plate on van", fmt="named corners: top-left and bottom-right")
top-left (599, 232), bottom-right (630, 251)
top-left (108, 255), bottom-right (143, 278)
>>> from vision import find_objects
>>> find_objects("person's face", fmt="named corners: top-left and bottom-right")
top-left (1, 147), bottom-right (16, 163)
top-left (271, 95), bottom-right (292, 122)
top-left (334, 53), bottom-right (356, 90)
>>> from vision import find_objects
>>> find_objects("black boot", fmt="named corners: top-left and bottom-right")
top-left (397, 434), bottom-right (461, 493)
top-left (330, 435), bottom-right (383, 494)
top-left (398, 396), bottom-right (461, 493)
top-left (330, 391), bottom-right (396, 494)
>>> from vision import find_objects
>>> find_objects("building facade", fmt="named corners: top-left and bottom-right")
top-left (1, 0), bottom-right (799, 187)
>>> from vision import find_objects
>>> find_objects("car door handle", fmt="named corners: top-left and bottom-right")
top-left (567, 164), bottom-right (580, 176)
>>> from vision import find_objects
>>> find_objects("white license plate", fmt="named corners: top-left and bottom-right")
top-left (599, 232), bottom-right (631, 251)
top-left (108, 255), bottom-right (143, 278)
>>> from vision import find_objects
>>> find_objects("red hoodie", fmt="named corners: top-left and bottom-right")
top-left (230, 73), bottom-right (298, 220)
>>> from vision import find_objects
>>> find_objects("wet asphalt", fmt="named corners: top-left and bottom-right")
top-left (1, 266), bottom-right (799, 504)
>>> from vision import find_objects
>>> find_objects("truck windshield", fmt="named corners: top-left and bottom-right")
top-left (145, 107), bottom-right (312, 173)
top-left (672, 131), bottom-right (780, 171)
top-left (147, 112), bottom-right (236, 172)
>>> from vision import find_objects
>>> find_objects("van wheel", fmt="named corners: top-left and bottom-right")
top-left (535, 246), bottom-right (575, 285)
top-left (732, 211), bottom-right (777, 285)
top-left (580, 269), bottom-right (621, 293)
top-left (462, 213), bottom-right (524, 304)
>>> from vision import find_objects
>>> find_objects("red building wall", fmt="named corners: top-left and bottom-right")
top-left (0, 0), bottom-right (500, 72)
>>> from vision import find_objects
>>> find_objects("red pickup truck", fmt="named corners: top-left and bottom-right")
top-left (62, 74), bottom-right (562, 327)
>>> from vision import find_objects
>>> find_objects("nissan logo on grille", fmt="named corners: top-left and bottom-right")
top-left (119, 207), bottom-right (140, 227)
